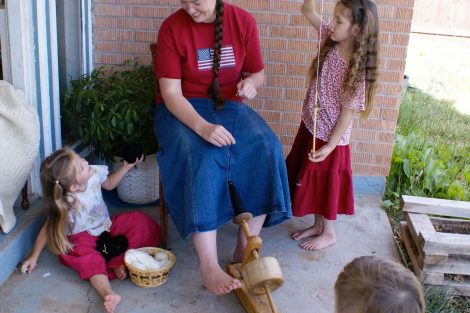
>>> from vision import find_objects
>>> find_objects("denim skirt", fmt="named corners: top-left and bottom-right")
top-left (153, 98), bottom-right (291, 240)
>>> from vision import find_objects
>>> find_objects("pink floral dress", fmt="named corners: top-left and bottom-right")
top-left (302, 21), bottom-right (365, 146)
top-left (286, 21), bottom-right (366, 220)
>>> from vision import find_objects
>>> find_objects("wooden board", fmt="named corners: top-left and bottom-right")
top-left (432, 277), bottom-right (470, 297)
top-left (400, 197), bottom-right (470, 297)
top-left (402, 195), bottom-right (470, 219)
top-left (401, 222), bottom-right (470, 296)
top-left (400, 222), bottom-right (444, 284)
top-left (227, 263), bottom-right (279, 313)
top-left (420, 231), bottom-right (470, 256)
top-left (404, 212), bottom-right (435, 250)
top-left (419, 251), bottom-right (448, 266)
top-left (424, 256), bottom-right (470, 275)
top-left (404, 212), bottom-right (447, 265)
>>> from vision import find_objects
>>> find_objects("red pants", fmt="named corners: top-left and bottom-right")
top-left (59, 211), bottom-right (161, 280)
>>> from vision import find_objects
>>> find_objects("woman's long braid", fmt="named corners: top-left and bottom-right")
top-left (209, 0), bottom-right (225, 109)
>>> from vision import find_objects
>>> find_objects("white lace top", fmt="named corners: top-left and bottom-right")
top-left (66, 165), bottom-right (112, 236)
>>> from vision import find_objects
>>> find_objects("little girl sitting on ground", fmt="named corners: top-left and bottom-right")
top-left (22, 148), bottom-right (161, 313)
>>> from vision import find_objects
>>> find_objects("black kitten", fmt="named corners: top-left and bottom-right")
top-left (95, 232), bottom-right (129, 262)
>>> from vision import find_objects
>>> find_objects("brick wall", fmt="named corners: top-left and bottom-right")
top-left (92, 0), bottom-right (414, 176)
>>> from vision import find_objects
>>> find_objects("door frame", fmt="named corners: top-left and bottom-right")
top-left (5, 0), bottom-right (93, 194)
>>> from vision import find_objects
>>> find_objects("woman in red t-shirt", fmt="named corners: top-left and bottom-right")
top-left (154, 0), bottom-right (291, 295)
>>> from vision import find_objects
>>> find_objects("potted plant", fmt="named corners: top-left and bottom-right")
top-left (62, 59), bottom-right (159, 204)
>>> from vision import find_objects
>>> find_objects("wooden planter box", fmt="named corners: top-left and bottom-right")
top-left (400, 195), bottom-right (470, 296)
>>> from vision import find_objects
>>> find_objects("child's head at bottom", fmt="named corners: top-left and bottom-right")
top-left (334, 256), bottom-right (425, 313)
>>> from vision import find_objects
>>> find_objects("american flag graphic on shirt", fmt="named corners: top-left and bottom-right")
top-left (197, 46), bottom-right (236, 71)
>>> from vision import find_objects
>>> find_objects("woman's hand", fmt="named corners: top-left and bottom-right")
top-left (236, 79), bottom-right (258, 99)
top-left (200, 123), bottom-right (236, 147)
top-left (308, 143), bottom-right (335, 162)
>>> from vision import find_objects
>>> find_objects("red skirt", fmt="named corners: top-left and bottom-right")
top-left (59, 211), bottom-right (161, 280)
top-left (285, 122), bottom-right (354, 220)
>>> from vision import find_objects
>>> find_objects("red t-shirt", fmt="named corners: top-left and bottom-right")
top-left (156, 3), bottom-right (264, 102)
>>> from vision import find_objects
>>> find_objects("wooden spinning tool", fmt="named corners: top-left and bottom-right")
top-left (311, 0), bottom-right (325, 155)
top-left (227, 181), bottom-right (284, 313)
top-left (312, 94), bottom-right (320, 153)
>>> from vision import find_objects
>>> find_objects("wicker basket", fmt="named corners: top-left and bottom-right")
top-left (125, 247), bottom-right (176, 288)
top-left (114, 154), bottom-right (159, 204)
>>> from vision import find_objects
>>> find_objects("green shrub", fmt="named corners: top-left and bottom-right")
top-left (62, 60), bottom-right (157, 161)
top-left (383, 87), bottom-right (470, 312)
top-left (383, 88), bottom-right (470, 222)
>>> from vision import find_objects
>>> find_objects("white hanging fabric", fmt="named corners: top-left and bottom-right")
top-left (0, 81), bottom-right (40, 233)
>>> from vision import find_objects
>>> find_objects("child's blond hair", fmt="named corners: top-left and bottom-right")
top-left (40, 148), bottom-right (78, 254)
top-left (335, 256), bottom-right (425, 313)
top-left (308, 0), bottom-right (380, 117)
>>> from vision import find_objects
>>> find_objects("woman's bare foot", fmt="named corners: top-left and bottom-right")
top-left (113, 265), bottom-right (127, 280)
top-left (103, 293), bottom-right (121, 313)
top-left (291, 224), bottom-right (322, 241)
top-left (299, 231), bottom-right (336, 251)
top-left (202, 265), bottom-right (242, 295)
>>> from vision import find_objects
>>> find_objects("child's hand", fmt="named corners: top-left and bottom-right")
top-left (124, 154), bottom-right (144, 170)
top-left (21, 256), bottom-right (38, 274)
top-left (308, 144), bottom-right (334, 162)
top-left (236, 79), bottom-right (257, 99)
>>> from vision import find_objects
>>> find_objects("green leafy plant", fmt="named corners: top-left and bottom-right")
top-left (382, 87), bottom-right (470, 312)
top-left (383, 88), bottom-right (470, 223)
top-left (62, 60), bottom-right (157, 162)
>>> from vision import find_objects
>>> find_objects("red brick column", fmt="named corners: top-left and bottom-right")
top-left (92, 0), bottom-right (414, 176)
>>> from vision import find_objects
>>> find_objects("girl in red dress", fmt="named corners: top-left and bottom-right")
top-left (286, 0), bottom-right (380, 251)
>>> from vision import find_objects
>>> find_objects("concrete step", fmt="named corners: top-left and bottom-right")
top-left (0, 195), bottom-right (45, 286)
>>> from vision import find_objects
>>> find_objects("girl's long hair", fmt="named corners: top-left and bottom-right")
top-left (40, 148), bottom-right (77, 255)
top-left (308, 0), bottom-right (380, 117)
top-left (208, 0), bottom-right (225, 109)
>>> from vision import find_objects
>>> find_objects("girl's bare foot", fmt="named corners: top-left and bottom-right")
top-left (291, 224), bottom-right (322, 241)
top-left (299, 231), bottom-right (336, 251)
top-left (202, 265), bottom-right (242, 295)
top-left (103, 293), bottom-right (121, 313)
top-left (113, 265), bottom-right (127, 280)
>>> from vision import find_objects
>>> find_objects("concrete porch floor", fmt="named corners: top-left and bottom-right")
top-left (0, 179), bottom-right (398, 313)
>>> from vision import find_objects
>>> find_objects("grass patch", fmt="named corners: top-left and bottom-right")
top-left (383, 87), bottom-right (470, 312)
top-left (425, 287), bottom-right (470, 313)
top-left (383, 87), bottom-right (470, 224)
